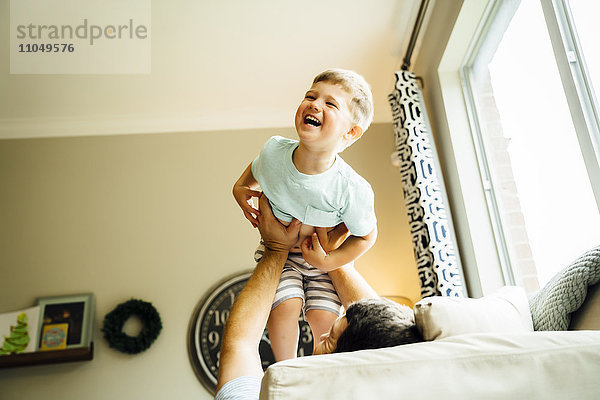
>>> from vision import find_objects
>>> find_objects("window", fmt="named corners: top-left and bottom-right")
top-left (568, 0), bottom-right (600, 115)
top-left (461, 0), bottom-right (600, 295)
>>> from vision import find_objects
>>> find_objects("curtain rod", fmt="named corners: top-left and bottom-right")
top-left (401, 0), bottom-right (431, 71)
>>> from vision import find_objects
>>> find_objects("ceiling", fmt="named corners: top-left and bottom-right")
top-left (0, 0), bottom-right (430, 138)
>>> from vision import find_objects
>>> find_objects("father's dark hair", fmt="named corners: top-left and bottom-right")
top-left (334, 298), bottom-right (423, 353)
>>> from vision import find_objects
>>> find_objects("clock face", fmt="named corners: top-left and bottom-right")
top-left (187, 271), bottom-right (314, 394)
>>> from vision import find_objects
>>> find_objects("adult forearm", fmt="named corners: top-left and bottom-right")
top-left (217, 194), bottom-right (301, 392)
top-left (222, 249), bottom-right (287, 348)
top-left (328, 265), bottom-right (379, 308)
top-left (217, 248), bottom-right (288, 390)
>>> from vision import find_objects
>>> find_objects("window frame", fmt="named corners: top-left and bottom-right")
top-left (460, 0), bottom-right (519, 288)
top-left (454, 0), bottom-right (600, 293)
top-left (540, 0), bottom-right (600, 206)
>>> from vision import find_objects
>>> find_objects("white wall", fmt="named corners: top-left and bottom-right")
top-left (0, 124), bottom-right (420, 399)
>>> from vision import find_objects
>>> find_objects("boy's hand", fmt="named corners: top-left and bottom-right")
top-left (301, 233), bottom-right (330, 271)
top-left (233, 184), bottom-right (262, 228)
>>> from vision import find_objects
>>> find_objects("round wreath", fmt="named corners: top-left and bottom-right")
top-left (102, 299), bottom-right (162, 355)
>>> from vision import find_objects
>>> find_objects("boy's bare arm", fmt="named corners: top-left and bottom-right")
top-left (301, 225), bottom-right (377, 272)
top-left (232, 163), bottom-right (262, 227)
top-left (318, 223), bottom-right (350, 254)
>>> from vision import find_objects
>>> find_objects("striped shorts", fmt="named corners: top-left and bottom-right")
top-left (254, 244), bottom-right (343, 316)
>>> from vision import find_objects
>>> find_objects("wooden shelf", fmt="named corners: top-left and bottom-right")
top-left (0, 343), bottom-right (93, 369)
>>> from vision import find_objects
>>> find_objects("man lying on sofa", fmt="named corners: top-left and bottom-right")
top-left (216, 194), bottom-right (423, 399)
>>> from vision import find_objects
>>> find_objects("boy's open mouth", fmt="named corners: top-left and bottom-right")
top-left (304, 115), bottom-right (322, 127)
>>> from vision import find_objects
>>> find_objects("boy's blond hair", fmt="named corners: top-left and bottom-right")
top-left (313, 68), bottom-right (374, 134)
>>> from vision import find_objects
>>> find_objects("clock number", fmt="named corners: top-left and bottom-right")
top-left (190, 272), bottom-right (307, 394)
top-left (300, 324), bottom-right (313, 343)
top-left (213, 310), bottom-right (230, 326)
top-left (208, 330), bottom-right (220, 350)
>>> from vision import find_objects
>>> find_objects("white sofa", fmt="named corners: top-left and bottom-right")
top-left (259, 284), bottom-right (600, 400)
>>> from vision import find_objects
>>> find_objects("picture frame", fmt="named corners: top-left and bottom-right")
top-left (36, 294), bottom-right (95, 351)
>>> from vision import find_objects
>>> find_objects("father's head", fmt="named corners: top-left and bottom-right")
top-left (313, 298), bottom-right (423, 355)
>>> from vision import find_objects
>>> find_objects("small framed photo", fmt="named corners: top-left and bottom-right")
top-left (36, 294), bottom-right (95, 351)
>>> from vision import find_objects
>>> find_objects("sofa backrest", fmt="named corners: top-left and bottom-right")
top-left (259, 331), bottom-right (600, 400)
top-left (570, 283), bottom-right (600, 330)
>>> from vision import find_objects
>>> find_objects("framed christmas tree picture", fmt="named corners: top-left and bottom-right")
top-left (36, 294), bottom-right (95, 351)
top-left (0, 306), bottom-right (41, 355)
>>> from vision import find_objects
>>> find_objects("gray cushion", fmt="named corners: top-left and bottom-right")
top-left (529, 246), bottom-right (600, 330)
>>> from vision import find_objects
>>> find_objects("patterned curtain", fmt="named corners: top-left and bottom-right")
top-left (388, 70), bottom-right (465, 298)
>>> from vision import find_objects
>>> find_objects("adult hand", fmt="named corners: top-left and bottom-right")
top-left (257, 194), bottom-right (301, 253)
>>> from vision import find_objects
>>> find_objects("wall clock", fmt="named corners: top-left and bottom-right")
top-left (187, 271), bottom-right (314, 394)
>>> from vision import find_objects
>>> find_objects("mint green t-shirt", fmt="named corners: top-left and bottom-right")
top-left (251, 136), bottom-right (376, 237)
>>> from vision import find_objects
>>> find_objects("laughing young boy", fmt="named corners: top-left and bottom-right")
top-left (232, 68), bottom-right (377, 361)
